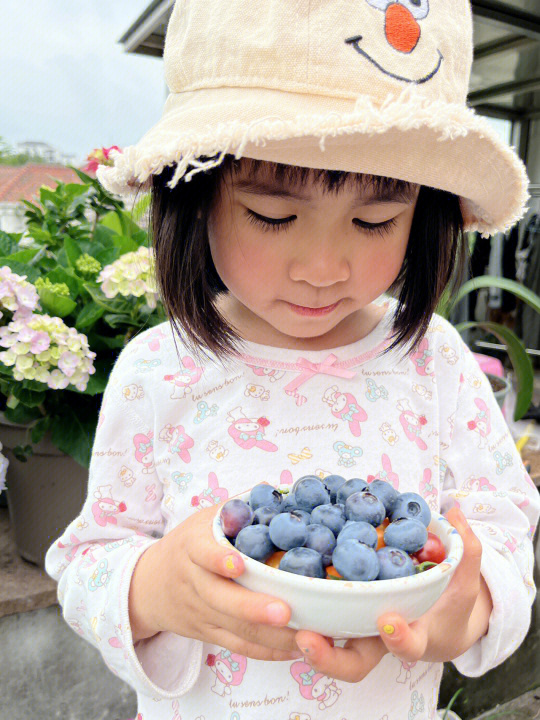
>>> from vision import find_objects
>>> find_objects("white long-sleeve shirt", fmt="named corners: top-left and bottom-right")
top-left (45, 296), bottom-right (539, 720)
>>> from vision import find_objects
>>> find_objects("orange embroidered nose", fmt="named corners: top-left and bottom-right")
top-left (385, 3), bottom-right (420, 54)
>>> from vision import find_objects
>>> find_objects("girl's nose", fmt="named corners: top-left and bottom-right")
top-left (288, 241), bottom-right (350, 287)
top-left (385, 3), bottom-right (420, 54)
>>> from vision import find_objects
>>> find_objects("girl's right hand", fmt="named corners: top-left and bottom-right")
top-left (128, 501), bottom-right (304, 662)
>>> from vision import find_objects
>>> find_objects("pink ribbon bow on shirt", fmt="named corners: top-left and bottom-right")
top-left (283, 354), bottom-right (356, 395)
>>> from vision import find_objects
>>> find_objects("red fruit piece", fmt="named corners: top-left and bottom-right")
top-left (411, 531), bottom-right (446, 565)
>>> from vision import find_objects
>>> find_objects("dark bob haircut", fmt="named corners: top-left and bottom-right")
top-left (149, 155), bottom-right (467, 362)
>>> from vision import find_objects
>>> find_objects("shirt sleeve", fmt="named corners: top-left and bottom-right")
top-left (44, 339), bottom-right (203, 699)
top-left (439, 333), bottom-right (540, 677)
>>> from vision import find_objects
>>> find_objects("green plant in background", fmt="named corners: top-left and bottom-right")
top-left (0, 166), bottom-right (164, 468)
top-left (438, 241), bottom-right (540, 421)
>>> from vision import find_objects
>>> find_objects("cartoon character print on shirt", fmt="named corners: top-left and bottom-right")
top-left (290, 660), bottom-right (342, 710)
top-left (396, 660), bottom-right (417, 684)
top-left (88, 558), bottom-right (112, 592)
top-left (322, 385), bottom-right (368, 437)
top-left (288, 714), bottom-right (311, 720)
top-left (207, 439), bottom-right (229, 461)
top-left (410, 338), bottom-right (434, 381)
top-left (245, 383), bottom-right (270, 401)
top-left (494, 449), bottom-right (513, 475)
top-left (135, 358), bottom-right (161, 373)
top-left (333, 440), bottom-right (362, 467)
top-left (397, 399), bottom-right (428, 450)
top-left (135, 326), bottom-right (168, 352)
top-left (380, 422), bottom-right (399, 445)
top-left (227, 407), bottom-right (278, 452)
top-left (205, 649), bottom-right (247, 696)
top-left (194, 400), bottom-right (218, 424)
top-left (133, 431), bottom-right (155, 473)
top-left (247, 364), bottom-right (286, 383)
top-left (159, 423), bottom-right (194, 463)
top-left (367, 453), bottom-right (399, 489)
top-left (439, 343), bottom-right (458, 365)
top-left (460, 475), bottom-right (496, 493)
top-left (419, 468), bottom-right (438, 510)
top-left (91, 485), bottom-right (127, 527)
top-left (412, 382), bottom-right (432, 401)
top-left (163, 355), bottom-right (204, 399)
top-left (119, 465), bottom-right (136, 487)
top-left (191, 472), bottom-right (229, 510)
top-left (466, 398), bottom-right (491, 449)
top-left (289, 447), bottom-right (313, 465)
top-left (123, 383), bottom-right (144, 401)
top-left (408, 690), bottom-right (425, 719)
top-left (171, 470), bottom-right (193, 493)
top-left (365, 378), bottom-right (388, 402)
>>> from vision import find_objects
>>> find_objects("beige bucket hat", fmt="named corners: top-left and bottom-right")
top-left (97, 0), bottom-right (530, 238)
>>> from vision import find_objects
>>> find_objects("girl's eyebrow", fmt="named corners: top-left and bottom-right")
top-left (233, 178), bottom-right (418, 206)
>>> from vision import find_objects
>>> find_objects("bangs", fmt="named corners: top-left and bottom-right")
top-left (222, 156), bottom-right (419, 202)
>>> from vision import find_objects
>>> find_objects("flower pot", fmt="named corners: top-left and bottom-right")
top-left (0, 414), bottom-right (88, 568)
top-left (485, 372), bottom-right (512, 412)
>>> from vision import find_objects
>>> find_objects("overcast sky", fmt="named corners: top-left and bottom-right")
top-left (1, 1), bottom-right (166, 165)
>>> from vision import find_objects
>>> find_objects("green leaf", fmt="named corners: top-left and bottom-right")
top-left (451, 276), bottom-right (540, 315)
top-left (64, 183), bottom-right (89, 199)
top-left (132, 229), bottom-right (149, 248)
top-left (112, 234), bottom-right (139, 255)
top-left (3, 403), bottom-right (42, 424)
top-left (11, 384), bottom-right (47, 407)
top-left (37, 286), bottom-right (78, 317)
top-left (75, 301), bottom-right (105, 331)
top-left (12, 444), bottom-right (34, 462)
top-left (93, 224), bottom-right (117, 248)
top-left (104, 313), bottom-right (136, 329)
top-left (0, 259), bottom-right (40, 283)
top-left (95, 246), bottom-right (120, 266)
top-left (455, 320), bottom-right (534, 421)
top-left (0, 231), bottom-right (20, 256)
top-left (132, 193), bottom-right (151, 223)
top-left (30, 416), bottom-right (51, 444)
top-left (0, 248), bottom-right (40, 264)
top-left (39, 186), bottom-right (61, 207)
top-left (64, 235), bottom-right (83, 268)
top-left (50, 407), bottom-right (95, 468)
top-left (100, 209), bottom-right (141, 238)
top-left (414, 561), bottom-right (438, 574)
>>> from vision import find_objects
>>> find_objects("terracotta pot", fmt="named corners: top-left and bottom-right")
top-left (0, 414), bottom-right (88, 567)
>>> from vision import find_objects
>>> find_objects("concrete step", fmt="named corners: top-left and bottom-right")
top-left (470, 689), bottom-right (540, 719)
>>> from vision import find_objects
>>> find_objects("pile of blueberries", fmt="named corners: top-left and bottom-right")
top-left (219, 475), bottom-right (444, 581)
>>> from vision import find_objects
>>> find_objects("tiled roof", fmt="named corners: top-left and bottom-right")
top-left (0, 164), bottom-right (96, 204)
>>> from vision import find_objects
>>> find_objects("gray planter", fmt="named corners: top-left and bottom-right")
top-left (1, 414), bottom-right (88, 567)
top-left (485, 372), bottom-right (512, 411)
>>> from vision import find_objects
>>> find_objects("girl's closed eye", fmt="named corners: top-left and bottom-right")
top-left (244, 208), bottom-right (398, 237)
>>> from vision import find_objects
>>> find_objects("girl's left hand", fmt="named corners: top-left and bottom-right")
top-left (294, 507), bottom-right (492, 682)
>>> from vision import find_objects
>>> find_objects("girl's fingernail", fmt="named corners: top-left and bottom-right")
top-left (224, 554), bottom-right (240, 573)
top-left (382, 624), bottom-right (396, 636)
top-left (266, 602), bottom-right (288, 625)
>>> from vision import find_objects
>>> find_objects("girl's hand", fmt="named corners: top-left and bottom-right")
top-left (294, 507), bottom-right (491, 681)
top-left (128, 500), bottom-right (303, 662)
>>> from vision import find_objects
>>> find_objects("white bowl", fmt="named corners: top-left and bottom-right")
top-left (212, 490), bottom-right (464, 638)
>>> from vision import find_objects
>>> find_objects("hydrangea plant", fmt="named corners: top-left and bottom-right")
top-left (0, 153), bottom-right (166, 468)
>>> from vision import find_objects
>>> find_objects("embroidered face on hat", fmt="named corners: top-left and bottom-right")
top-left (165, 0), bottom-right (471, 104)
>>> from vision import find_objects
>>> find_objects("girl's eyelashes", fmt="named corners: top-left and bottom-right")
top-left (244, 209), bottom-right (398, 237)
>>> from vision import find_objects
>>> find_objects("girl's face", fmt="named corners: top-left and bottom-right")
top-left (208, 163), bottom-right (419, 349)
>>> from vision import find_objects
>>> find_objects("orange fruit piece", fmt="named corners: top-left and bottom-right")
top-left (326, 565), bottom-right (343, 579)
top-left (376, 524), bottom-right (386, 550)
top-left (265, 550), bottom-right (285, 568)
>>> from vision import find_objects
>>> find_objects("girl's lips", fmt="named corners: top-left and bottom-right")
top-left (287, 300), bottom-right (341, 316)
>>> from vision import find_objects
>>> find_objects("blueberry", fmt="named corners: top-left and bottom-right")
top-left (279, 547), bottom-right (325, 578)
top-left (253, 505), bottom-right (281, 526)
top-left (390, 492), bottom-right (431, 527)
top-left (345, 491), bottom-right (386, 527)
top-left (336, 520), bottom-right (378, 549)
top-left (235, 524), bottom-right (276, 562)
top-left (250, 483), bottom-right (283, 512)
top-left (280, 492), bottom-right (298, 512)
top-left (294, 476), bottom-right (330, 512)
top-left (310, 503), bottom-right (347, 536)
top-left (377, 546), bottom-right (416, 580)
top-left (220, 499), bottom-right (254, 538)
top-left (384, 518), bottom-right (428, 553)
top-left (304, 523), bottom-right (336, 566)
top-left (366, 479), bottom-right (399, 515)
top-left (332, 539), bottom-right (380, 581)
top-left (321, 474), bottom-right (347, 503)
top-left (291, 509), bottom-right (311, 524)
top-left (269, 511), bottom-right (308, 550)
top-left (336, 478), bottom-right (369, 504)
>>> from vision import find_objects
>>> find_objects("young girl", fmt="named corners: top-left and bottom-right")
top-left (46, 1), bottom-right (539, 719)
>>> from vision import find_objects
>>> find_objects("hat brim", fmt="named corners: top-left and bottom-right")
top-left (97, 85), bottom-right (530, 237)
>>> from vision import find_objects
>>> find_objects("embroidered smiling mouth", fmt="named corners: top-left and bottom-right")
top-left (345, 35), bottom-right (443, 84)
